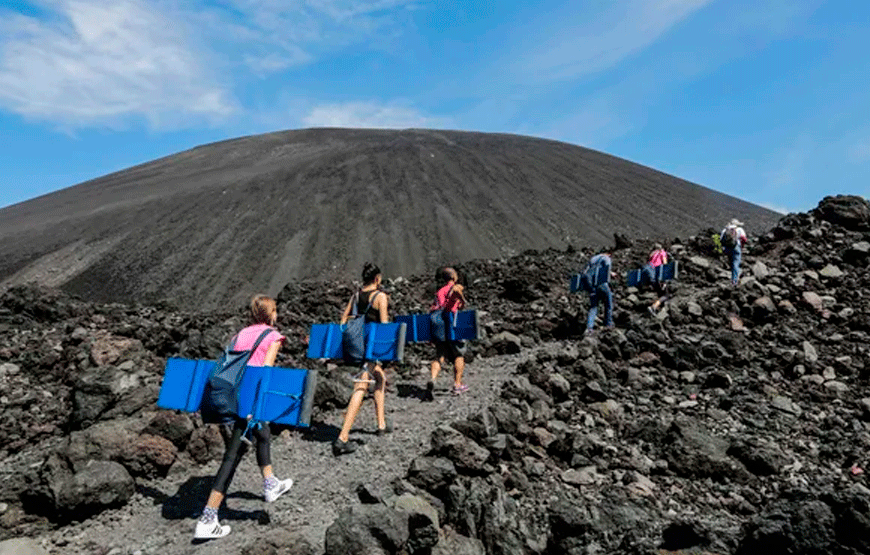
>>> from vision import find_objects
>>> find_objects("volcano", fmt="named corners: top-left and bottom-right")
top-left (0, 128), bottom-right (778, 308)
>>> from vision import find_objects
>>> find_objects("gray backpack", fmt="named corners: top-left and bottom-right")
top-left (342, 291), bottom-right (380, 364)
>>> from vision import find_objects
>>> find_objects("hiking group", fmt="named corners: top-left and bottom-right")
top-left (579, 219), bottom-right (749, 333)
top-left (192, 262), bottom-right (469, 539)
top-left (190, 217), bottom-right (747, 540)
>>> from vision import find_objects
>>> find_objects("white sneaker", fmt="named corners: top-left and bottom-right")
top-left (194, 519), bottom-right (231, 540)
top-left (264, 477), bottom-right (294, 503)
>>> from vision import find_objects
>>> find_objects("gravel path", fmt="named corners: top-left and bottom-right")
top-left (39, 352), bottom-right (525, 555)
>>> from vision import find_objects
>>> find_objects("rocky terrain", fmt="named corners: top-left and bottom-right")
top-left (1, 194), bottom-right (869, 555)
top-left (0, 128), bottom-right (779, 310)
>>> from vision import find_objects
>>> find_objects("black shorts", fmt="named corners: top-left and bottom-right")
top-left (434, 340), bottom-right (466, 362)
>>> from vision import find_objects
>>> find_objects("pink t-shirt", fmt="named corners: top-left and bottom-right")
top-left (648, 249), bottom-right (668, 267)
top-left (233, 324), bottom-right (285, 367)
top-left (432, 282), bottom-right (464, 313)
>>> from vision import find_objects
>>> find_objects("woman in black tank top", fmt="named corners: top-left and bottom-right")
top-left (334, 263), bottom-right (391, 455)
top-left (356, 290), bottom-right (382, 323)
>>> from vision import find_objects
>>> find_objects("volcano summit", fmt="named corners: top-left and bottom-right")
top-left (0, 128), bottom-right (777, 308)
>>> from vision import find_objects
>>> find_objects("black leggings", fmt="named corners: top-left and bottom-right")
top-left (211, 419), bottom-right (271, 495)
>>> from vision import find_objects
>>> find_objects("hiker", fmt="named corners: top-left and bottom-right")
top-left (644, 243), bottom-right (669, 314)
top-left (720, 219), bottom-right (748, 285)
top-left (195, 295), bottom-right (294, 540)
top-left (424, 266), bottom-right (468, 401)
top-left (333, 262), bottom-right (391, 456)
top-left (584, 252), bottom-right (616, 333)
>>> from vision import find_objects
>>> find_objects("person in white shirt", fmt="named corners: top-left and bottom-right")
top-left (720, 219), bottom-right (748, 285)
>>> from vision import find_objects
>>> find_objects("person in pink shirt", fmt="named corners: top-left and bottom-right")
top-left (643, 244), bottom-right (670, 314)
top-left (195, 294), bottom-right (294, 541)
top-left (424, 266), bottom-right (468, 400)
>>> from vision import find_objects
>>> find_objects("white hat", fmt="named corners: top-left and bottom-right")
top-left (730, 218), bottom-right (744, 226)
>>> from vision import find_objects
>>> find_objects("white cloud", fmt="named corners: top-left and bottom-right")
top-left (0, 0), bottom-right (424, 129)
top-left (302, 101), bottom-right (448, 129)
top-left (521, 0), bottom-right (715, 81)
top-left (0, 0), bottom-right (234, 128)
top-left (206, 0), bottom-right (422, 75)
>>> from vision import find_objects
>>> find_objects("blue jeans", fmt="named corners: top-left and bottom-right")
top-left (587, 283), bottom-right (613, 330)
top-left (727, 246), bottom-right (742, 284)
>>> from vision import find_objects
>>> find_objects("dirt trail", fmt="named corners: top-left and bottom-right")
top-left (40, 352), bottom-right (526, 555)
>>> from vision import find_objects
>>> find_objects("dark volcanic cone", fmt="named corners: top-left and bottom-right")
top-left (0, 128), bottom-right (778, 308)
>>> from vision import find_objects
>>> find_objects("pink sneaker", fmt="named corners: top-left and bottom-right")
top-left (452, 384), bottom-right (469, 395)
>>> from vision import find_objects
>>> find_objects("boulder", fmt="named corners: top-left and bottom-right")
top-left (430, 426), bottom-right (490, 473)
top-left (324, 504), bottom-right (409, 555)
top-left (406, 457), bottom-right (458, 494)
top-left (812, 194), bottom-right (870, 231)
top-left (51, 460), bottom-right (135, 518)
top-left (120, 434), bottom-right (177, 477)
top-left (142, 412), bottom-right (195, 449)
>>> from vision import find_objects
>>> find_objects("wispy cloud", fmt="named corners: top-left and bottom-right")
top-left (520, 0), bottom-right (715, 81)
top-left (200, 0), bottom-right (421, 75)
top-left (0, 0), bottom-right (423, 129)
top-left (302, 101), bottom-right (448, 129)
top-left (0, 0), bottom-right (234, 129)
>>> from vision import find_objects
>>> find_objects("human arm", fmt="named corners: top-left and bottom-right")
top-left (263, 339), bottom-right (283, 366)
top-left (451, 284), bottom-right (466, 311)
top-left (340, 296), bottom-right (354, 325)
top-left (376, 292), bottom-right (390, 323)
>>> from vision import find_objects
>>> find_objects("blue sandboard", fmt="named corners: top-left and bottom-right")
top-left (156, 358), bottom-right (214, 413)
top-left (157, 359), bottom-right (316, 427)
top-left (570, 263), bottom-right (611, 293)
top-left (236, 366), bottom-right (317, 426)
top-left (394, 310), bottom-right (480, 342)
top-left (626, 261), bottom-right (679, 288)
top-left (306, 322), bottom-right (406, 362)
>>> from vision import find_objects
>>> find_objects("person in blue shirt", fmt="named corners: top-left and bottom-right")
top-left (584, 252), bottom-right (616, 333)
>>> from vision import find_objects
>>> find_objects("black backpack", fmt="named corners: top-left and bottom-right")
top-left (201, 329), bottom-right (273, 424)
top-left (342, 291), bottom-right (380, 364)
top-left (722, 227), bottom-right (738, 249)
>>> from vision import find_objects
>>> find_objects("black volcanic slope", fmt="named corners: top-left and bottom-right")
top-left (0, 128), bottom-right (778, 308)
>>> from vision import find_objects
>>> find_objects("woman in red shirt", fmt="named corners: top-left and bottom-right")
top-left (424, 266), bottom-right (468, 400)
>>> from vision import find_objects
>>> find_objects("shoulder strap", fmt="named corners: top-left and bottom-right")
top-left (363, 290), bottom-right (381, 315)
top-left (350, 291), bottom-right (360, 317)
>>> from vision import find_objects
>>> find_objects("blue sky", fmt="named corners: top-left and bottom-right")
top-left (1, 0), bottom-right (868, 213)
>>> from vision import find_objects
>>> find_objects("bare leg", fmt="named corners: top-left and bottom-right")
top-left (430, 358), bottom-right (443, 382)
top-left (454, 356), bottom-right (465, 387)
top-left (205, 490), bottom-right (224, 511)
top-left (338, 371), bottom-right (369, 443)
top-left (372, 365), bottom-right (386, 429)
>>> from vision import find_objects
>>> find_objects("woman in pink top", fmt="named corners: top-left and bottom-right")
top-left (195, 295), bottom-right (294, 541)
top-left (644, 244), bottom-right (669, 314)
top-left (424, 266), bottom-right (468, 400)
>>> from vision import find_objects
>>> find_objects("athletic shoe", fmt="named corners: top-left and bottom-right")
top-left (451, 384), bottom-right (469, 395)
top-left (375, 420), bottom-right (394, 436)
top-left (648, 306), bottom-right (657, 315)
top-left (194, 519), bottom-right (231, 540)
top-left (332, 438), bottom-right (358, 456)
top-left (264, 477), bottom-right (294, 503)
